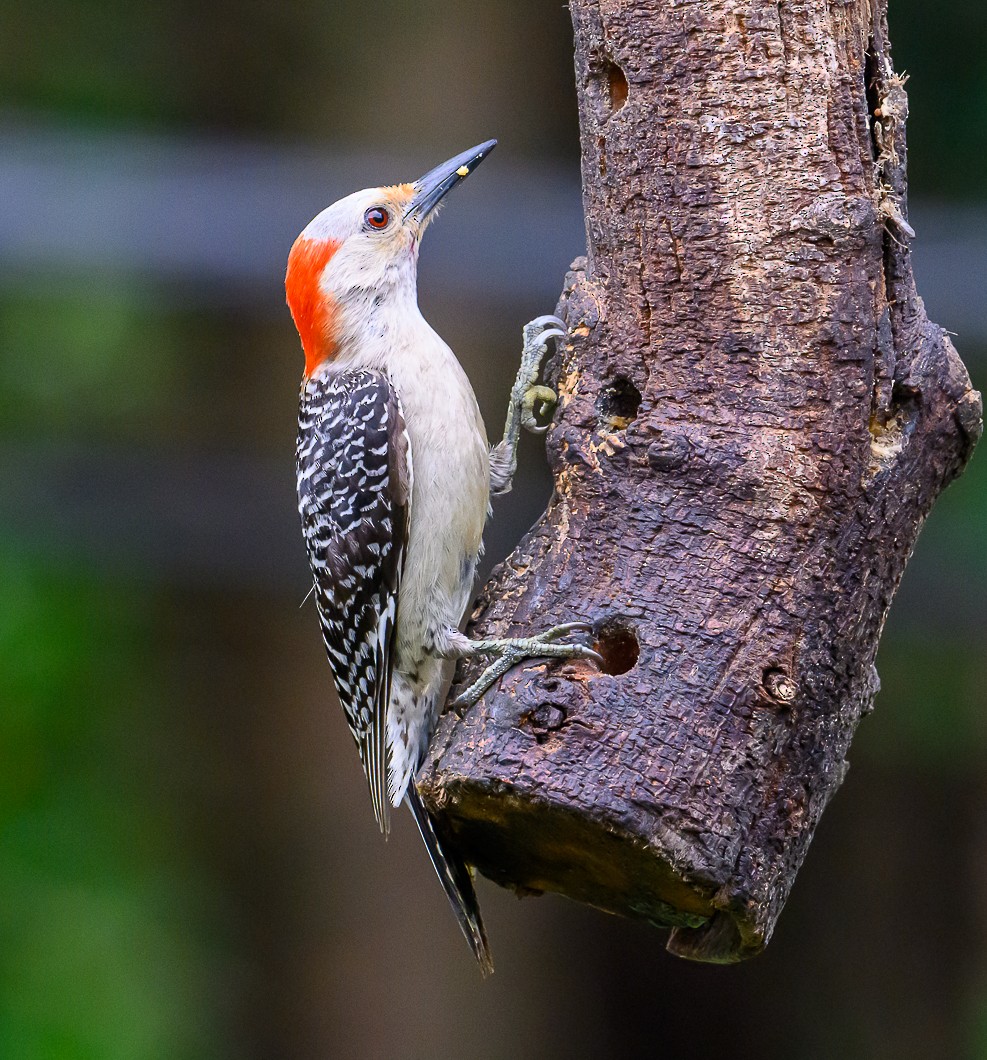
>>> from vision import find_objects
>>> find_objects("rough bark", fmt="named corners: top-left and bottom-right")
top-left (419, 0), bottom-right (981, 961)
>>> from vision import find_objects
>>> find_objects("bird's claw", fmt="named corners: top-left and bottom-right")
top-left (523, 315), bottom-right (567, 346)
top-left (526, 623), bottom-right (605, 666)
top-left (520, 319), bottom-right (566, 376)
top-left (521, 384), bottom-right (558, 433)
top-left (449, 622), bottom-right (602, 714)
top-left (536, 620), bottom-right (594, 640)
top-left (515, 317), bottom-right (566, 435)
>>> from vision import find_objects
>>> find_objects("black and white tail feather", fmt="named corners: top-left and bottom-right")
top-left (406, 782), bottom-right (492, 975)
top-left (297, 366), bottom-right (491, 972)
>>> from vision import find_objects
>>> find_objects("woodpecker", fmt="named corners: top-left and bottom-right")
top-left (287, 140), bottom-right (601, 974)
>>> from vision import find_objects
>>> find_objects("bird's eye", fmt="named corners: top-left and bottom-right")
top-left (364, 206), bottom-right (390, 230)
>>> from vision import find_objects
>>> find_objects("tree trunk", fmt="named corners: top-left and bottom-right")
top-left (419, 0), bottom-right (981, 961)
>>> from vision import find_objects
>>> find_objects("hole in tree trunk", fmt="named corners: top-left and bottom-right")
top-left (606, 60), bottom-right (628, 113)
top-left (594, 622), bottom-right (639, 675)
top-left (597, 376), bottom-right (642, 430)
top-left (864, 38), bottom-right (881, 158)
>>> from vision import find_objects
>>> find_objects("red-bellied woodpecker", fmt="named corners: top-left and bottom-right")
top-left (287, 140), bottom-right (601, 973)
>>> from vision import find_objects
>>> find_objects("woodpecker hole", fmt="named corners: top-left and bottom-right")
top-left (597, 376), bottom-right (642, 430)
top-left (594, 622), bottom-right (640, 676)
top-left (606, 59), bottom-right (629, 114)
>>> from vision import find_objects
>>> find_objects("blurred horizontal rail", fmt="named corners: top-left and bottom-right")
top-left (1, 114), bottom-right (986, 339)
top-left (0, 114), bottom-right (583, 312)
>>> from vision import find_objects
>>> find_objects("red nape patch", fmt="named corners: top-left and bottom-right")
top-left (285, 235), bottom-right (341, 376)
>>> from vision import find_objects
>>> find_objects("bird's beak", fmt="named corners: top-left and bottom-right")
top-left (404, 139), bottom-right (497, 223)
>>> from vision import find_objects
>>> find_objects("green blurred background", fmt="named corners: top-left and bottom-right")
top-left (0, 2), bottom-right (984, 1058)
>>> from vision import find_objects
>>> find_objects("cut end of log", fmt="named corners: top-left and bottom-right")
top-left (418, 770), bottom-right (775, 961)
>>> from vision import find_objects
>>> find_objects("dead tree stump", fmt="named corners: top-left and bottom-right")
top-left (419, 0), bottom-right (981, 961)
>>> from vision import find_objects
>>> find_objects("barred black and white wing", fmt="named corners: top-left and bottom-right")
top-left (297, 368), bottom-right (411, 835)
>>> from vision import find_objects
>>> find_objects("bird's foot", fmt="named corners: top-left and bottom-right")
top-left (449, 622), bottom-right (602, 715)
top-left (515, 315), bottom-right (567, 434)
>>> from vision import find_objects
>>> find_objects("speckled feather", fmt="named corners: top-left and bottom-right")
top-left (296, 368), bottom-right (411, 834)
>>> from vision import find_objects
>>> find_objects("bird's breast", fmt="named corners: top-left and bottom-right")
top-left (384, 328), bottom-right (490, 643)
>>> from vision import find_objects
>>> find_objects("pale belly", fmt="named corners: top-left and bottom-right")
top-left (388, 354), bottom-right (490, 680)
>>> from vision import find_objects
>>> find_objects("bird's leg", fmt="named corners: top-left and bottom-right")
top-left (489, 315), bottom-right (566, 495)
top-left (440, 623), bottom-right (603, 714)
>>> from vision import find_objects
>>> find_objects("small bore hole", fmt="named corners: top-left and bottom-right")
top-left (606, 61), bottom-right (628, 113)
top-left (594, 623), bottom-right (640, 676)
top-left (597, 376), bottom-right (642, 430)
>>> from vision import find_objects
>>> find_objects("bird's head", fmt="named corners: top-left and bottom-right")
top-left (286, 139), bottom-right (496, 377)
